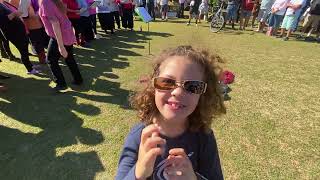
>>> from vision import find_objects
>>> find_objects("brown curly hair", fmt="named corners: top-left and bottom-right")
top-left (130, 46), bottom-right (226, 133)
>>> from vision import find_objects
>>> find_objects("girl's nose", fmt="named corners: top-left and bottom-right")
top-left (170, 86), bottom-right (185, 97)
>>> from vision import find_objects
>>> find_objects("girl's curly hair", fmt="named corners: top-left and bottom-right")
top-left (130, 45), bottom-right (226, 133)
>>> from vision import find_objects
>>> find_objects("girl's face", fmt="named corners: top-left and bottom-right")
top-left (155, 56), bottom-right (204, 126)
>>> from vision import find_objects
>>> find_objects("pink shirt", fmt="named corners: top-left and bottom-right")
top-left (86, 0), bottom-right (96, 15)
top-left (38, 0), bottom-right (76, 45)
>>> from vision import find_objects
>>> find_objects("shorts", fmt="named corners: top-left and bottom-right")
top-left (303, 14), bottom-right (320, 30)
top-left (257, 8), bottom-right (271, 22)
top-left (226, 4), bottom-right (238, 20)
top-left (268, 13), bottom-right (283, 28)
top-left (241, 10), bottom-right (252, 18)
top-left (199, 4), bottom-right (208, 15)
top-left (281, 14), bottom-right (298, 30)
top-left (189, 6), bottom-right (199, 15)
top-left (160, 4), bottom-right (168, 13)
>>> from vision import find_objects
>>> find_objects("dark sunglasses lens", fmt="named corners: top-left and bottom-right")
top-left (184, 81), bottom-right (205, 94)
top-left (154, 77), bottom-right (176, 90)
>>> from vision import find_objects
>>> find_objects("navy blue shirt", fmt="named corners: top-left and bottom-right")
top-left (115, 123), bottom-right (224, 180)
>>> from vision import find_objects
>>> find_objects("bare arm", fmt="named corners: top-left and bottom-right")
top-left (50, 17), bottom-right (68, 58)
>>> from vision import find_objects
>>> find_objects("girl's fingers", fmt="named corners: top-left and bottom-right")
top-left (165, 155), bottom-right (186, 168)
top-left (140, 124), bottom-right (161, 144)
top-left (169, 148), bottom-right (188, 158)
top-left (144, 136), bottom-right (166, 152)
top-left (143, 147), bottom-right (164, 165)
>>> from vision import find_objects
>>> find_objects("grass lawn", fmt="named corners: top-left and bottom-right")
top-left (0, 19), bottom-right (319, 180)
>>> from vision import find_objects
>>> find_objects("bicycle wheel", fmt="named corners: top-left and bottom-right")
top-left (210, 15), bottom-right (224, 33)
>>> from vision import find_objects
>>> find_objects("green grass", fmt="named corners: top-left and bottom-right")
top-left (0, 19), bottom-right (319, 180)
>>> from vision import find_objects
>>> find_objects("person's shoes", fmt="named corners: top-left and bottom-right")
top-left (0, 83), bottom-right (8, 92)
top-left (282, 37), bottom-right (289, 41)
top-left (0, 74), bottom-right (10, 79)
top-left (32, 65), bottom-right (42, 70)
top-left (305, 36), bottom-right (314, 42)
top-left (95, 34), bottom-right (102, 39)
top-left (27, 69), bottom-right (40, 75)
top-left (80, 43), bottom-right (91, 48)
top-left (52, 84), bottom-right (68, 92)
top-left (195, 23), bottom-right (198, 27)
top-left (186, 22), bottom-right (190, 26)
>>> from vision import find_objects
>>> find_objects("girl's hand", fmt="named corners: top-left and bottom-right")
top-left (135, 124), bottom-right (166, 179)
top-left (164, 148), bottom-right (197, 180)
top-left (59, 46), bottom-right (68, 58)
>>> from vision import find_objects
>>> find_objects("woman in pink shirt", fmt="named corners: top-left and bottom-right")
top-left (39, 0), bottom-right (83, 91)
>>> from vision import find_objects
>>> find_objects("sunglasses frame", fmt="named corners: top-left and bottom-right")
top-left (152, 77), bottom-right (208, 94)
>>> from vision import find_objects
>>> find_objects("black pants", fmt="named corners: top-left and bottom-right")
top-left (47, 38), bottom-right (83, 86)
top-left (29, 28), bottom-right (49, 54)
top-left (122, 9), bottom-right (134, 29)
top-left (79, 16), bottom-right (94, 42)
top-left (1, 21), bottom-right (33, 72)
top-left (112, 11), bottom-right (121, 28)
top-left (178, 3), bottom-right (184, 18)
top-left (147, 3), bottom-right (155, 19)
top-left (0, 29), bottom-right (14, 57)
top-left (69, 18), bottom-right (81, 43)
top-left (89, 14), bottom-right (97, 34)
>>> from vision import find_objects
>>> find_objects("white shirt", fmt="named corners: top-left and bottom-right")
top-left (285, 0), bottom-right (307, 15)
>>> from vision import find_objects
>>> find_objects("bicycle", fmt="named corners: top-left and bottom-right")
top-left (209, 2), bottom-right (226, 33)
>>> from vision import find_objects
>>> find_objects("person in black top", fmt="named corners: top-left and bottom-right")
top-left (0, 1), bottom-right (39, 74)
top-left (187, 0), bottom-right (201, 26)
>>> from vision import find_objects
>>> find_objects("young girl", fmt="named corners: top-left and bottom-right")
top-left (38, 0), bottom-right (83, 91)
top-left (116, 46), bottom-right (226, 180)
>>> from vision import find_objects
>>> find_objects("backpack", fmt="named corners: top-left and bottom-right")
top-left (310, 0), bottom-right (320, 15)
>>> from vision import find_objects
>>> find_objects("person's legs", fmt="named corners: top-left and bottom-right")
top-left (279, 15), bottom-right (289, 37)
top-left (0, 30), bottom-right (17, 60)
top-left (195, 12), bottom-right (199, 25)
top-left (127, 9), bottom-right (134, 30)
top-left (70, 18), bottom-right (81, 45)
top-left (90, 14), bottom-right (98, 35)
top-left (29, 29), bottom-right (46, 64)
top-left (114, 11), bottom-right (121, 28)
top-left (46, 38), bottom-right (67, 87)
top-left (284, 15), bottom-right (298, 40)
top-left (10, 32), bottom-right (35, 73)
top-left (64, 45), bottom-right (83, 84)
top-left (122, 10), bottom-right (128, 29)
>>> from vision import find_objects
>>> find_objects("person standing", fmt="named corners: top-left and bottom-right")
top-left (187, 0), bottom-right (201, 26)
top-left (255, 0), bottom-right (276, 32)
top-left (178, 0), bottom-right (185, 18)
top-left (39, 0), bottom-right (83, 91)
top-left (0, 1), bottom-right (40, 74)
top-left (147, 0), bottom-right (156, 20)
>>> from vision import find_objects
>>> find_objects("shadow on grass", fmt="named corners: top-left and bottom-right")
top-left (0, 73), bottom-right (105, 180)
top-left (0, 29), bottom-right (173, 179)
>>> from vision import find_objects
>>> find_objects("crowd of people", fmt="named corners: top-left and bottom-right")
top-left (0, 0), bottom-right (319, 92)
top-left (0, 0), bottom-right (139, 92)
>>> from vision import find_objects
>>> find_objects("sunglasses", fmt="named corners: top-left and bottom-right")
top-left (153, 77), bottom-right (207, 94)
